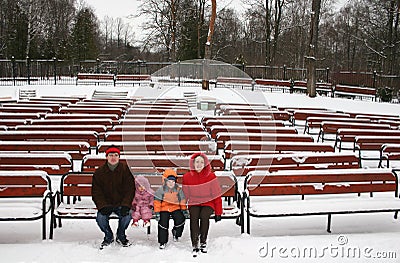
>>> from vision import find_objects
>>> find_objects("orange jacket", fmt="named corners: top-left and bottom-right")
top-left (153, 184), bottom-right (187, 213)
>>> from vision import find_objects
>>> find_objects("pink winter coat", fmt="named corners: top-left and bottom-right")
top-left (131, 176), bottom-right (154, 222)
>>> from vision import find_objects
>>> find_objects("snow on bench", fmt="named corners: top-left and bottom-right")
top-left (0, 170), bottom-right (52, 239)
top-left (0, 152), bottom-right (72, 175)
top-left (224, 141), bottom-right (335, 159)
top-left (76, 73), bottom-right (115, 85)
top-left (97, 141), bottom-right (217, 156)
top-left (115, 74), bottom-right (151, 86)
top-left (333, 84), bottom-right (377, 101)
top-left (380, 144), bottom-right (400, 168)
top-left (242, 168), bottom-right (400, 234)
top-left (230, 152), bottom-right (360, 176)
top-left (335, 128), bottom-right (400, 151)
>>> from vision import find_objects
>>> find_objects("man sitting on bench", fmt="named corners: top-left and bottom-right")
top-left (92, 145), bottom-right (136, 249)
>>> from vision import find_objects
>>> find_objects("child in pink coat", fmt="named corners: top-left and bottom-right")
top-left (131, 175), bottom-right (154, 227)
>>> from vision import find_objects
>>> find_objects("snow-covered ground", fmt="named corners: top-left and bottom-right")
top-left (1, 84), bottom-right (400, 262)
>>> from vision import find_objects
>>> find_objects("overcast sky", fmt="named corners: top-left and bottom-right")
top-left (83, 0), bottom-right (348, 42)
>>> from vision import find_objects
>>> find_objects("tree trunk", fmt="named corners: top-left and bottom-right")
top-left (202, 0), bottom-right (216, 90)
top-left (306, 0), bottom-right (321, 98)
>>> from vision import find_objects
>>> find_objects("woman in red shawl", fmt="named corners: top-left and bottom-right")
top-left (182, 152), bottom-right (222, 257)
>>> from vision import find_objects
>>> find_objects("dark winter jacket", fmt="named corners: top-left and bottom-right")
top-left (182, 152), bottom-right (223, 216)
top-left (92, 161), bottom-right (135, 210)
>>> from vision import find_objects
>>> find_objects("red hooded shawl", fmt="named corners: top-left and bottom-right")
top-left (182, 152), bottom-right (223, 216)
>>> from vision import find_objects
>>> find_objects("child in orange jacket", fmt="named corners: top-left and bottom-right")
top-left (153, 169), bottom-right (188, 249)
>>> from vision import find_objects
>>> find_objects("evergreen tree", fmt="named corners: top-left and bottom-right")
top-left (70, 7), bottom-right (100, 61)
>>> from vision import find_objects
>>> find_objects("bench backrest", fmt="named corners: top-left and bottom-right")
top-left (334, 85), bottom-right (376, 96)
top-left (231, 153), bottom-right (360, 176)
top-left (97, 141), bottom-right (217, 155)
top-left (81, 155), bottom-right (225, 174)
top-left (0, 171), bottom-right (51, 197)
top-left (0, 153), bottom-right (72, 175)
top-left (60, 171), bottom-right (236, 199)
top-left (104, 131), bottom-right (209, 142)
top-left (245, 168), bottom-right (398, 197)
top-left (224, 141), bottom-right (335, 159)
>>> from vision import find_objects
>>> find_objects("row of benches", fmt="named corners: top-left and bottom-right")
top-left (76, 73), bottom-right (151, 86)
top-left (2, 168), bottom-right (399, 239)
top-left (215, 77), bottom-right (377, 100)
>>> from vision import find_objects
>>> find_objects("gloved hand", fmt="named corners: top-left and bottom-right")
top-left (214, 215), bottom-right (222, 223)
top-left (120, 206), bottom-right (131, 216)
top-left (183, 210), bottom-right (190, 219)
top-left (99, 206), bottom-right (113, 216)
top-left (155, 212), bottom-right (160, 221)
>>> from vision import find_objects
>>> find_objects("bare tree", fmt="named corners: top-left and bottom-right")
top-left (306, 0), bottom-right (321, 97)
top-left (19, 0), bottom-right (48, 58)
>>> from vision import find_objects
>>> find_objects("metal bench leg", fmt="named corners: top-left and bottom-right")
top-left (395, 211), bottom-right (398, 219)
top-left (327, 214), bottom-right (332, 233)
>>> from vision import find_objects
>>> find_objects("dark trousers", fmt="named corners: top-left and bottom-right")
top-left (158, 210), bottom-right (185, 244)
top-left (189, 205), bottom-right (214, 248)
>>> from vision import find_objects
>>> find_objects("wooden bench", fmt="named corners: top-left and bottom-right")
top-left (221, 109), bottom-right (291, 121)
top-left (118, 119), bottom-right (200, 127)
top-left (333, 84), bottom-right (377, 101)
top-left (355, 136), bottom-right (400, 164)
top-left (335, 129), bottom-right (400, 151)
top-left (111, 124), bottom-right (204, 132)
top-left (216, 132), bottom-right (313, 150)
top-left (319, 121), bottom-right (391, 142)
top-left (68, 103), bottom-right (128, 111)
top-left (242, 168), bottom-right (400, 234)
top-left (115, 74), bottom-right (151, 86)
top-left (205, 119), bottom-right (287, 133)
top-left (292, 110), bottom-right (350, 126)
top-left (214, 103), bottom-right (270, 115)
top-left (0, 152), bottom-right (72, 175)
top-left (231, 152), bottom-right (360, 176)
top-left (0, 141), bottom-right (91, 160)
top-left (304, 117), bottom-right (370, 135)
top-left (30, 118), bottom-right (114, 128)
top-left (0, 112), bottom-right (41, 120)
top-left (104, 131), bottom-right (210, 142)
top-left (0, 170), bottom-right (52, 239)
top-left (216, 77), bottom-right (254, 89)
top-left (122, 114), bottom-right (196, 120)
top-left (0, 130), bottom-right (99, 147)
top-left (2, 103), bottom-right (62, 112)
top-left (202, 115), bottom-right (272, 126)
top-left (76, 73), bottom-right (115, 85)
top-left (379, 144), bottom-right (400, 168)
top-left (126, 108), bottom-right (191, 116)
top-left (290, 81), bottom-right (333, 96)
top-left (49, 171), bottom-right (240, 239)
top-left (97, 141), bottom-right (217, 155)
top-left (209, 123), bottom-right (290, 139)
top-left (45, 113), bottom-right (120, 120)
top-left (81, 154), bottom-right (225, 174)
top-left (15, 124), bottom-right (107, 134)
top-left (224, 141), bottom-right (335, 159)
top-left (59, 107), bottom-right (124, 117)
top-left (254, 79), bottom-right (291, 93)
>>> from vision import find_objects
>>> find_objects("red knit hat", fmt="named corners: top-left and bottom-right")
top-left (105, 146), bottom-right (120, 155)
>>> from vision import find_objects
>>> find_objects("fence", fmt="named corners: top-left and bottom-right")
top-left (0, 58), bottom-right (398, 93)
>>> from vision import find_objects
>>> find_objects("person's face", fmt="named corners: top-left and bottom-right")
top-left (166, 179), bottom-right (175, 188)
top-left (194, 156), bottom-right (205, 173)
top-left (107, 152), bottom-right (120, 166)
